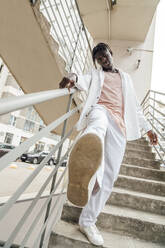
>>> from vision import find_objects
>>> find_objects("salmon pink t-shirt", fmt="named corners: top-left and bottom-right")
top-left (97, 71), bottom-right (126, 136)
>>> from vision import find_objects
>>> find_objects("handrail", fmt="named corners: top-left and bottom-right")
top-left (153, 145), bottom-right (165, 165)
top-left (142, 95), bottom-right (150, 108)
top-left (157, 141), bottom-right (165, 156)
top-left (149, 105), bottom-right (165, 117)
top-left (0, 88), bottom-right (75, 115)
top-left (141, 89), bottom-right (150, 105)
top-left (0, 102), bottom-right (82, 173)
top-left (149, 97), bottom-right (165, 107)
top-left (148, 112), bottom-right (165, 129)
top-left (150, 89), bottom-right (165, 96)
top-left (143, 104), bottom-right (150, 113)
top-left (141, 89), bottom-right (165, 167)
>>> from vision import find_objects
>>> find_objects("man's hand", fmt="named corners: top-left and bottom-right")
top-left (92, 179), bottom-right (100, 195)
top-left (59, 73), bottom-right (77, 92)
top-left (59, 77), bottom-right (75, 92)
top-left (147, 130), bottom-right (158, 145)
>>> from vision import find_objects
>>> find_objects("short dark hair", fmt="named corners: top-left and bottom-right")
top-left (92, 43), bottom-right (113, 65)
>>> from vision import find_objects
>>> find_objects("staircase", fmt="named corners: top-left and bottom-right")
top-left (48, 137), bottom-right (165, 247)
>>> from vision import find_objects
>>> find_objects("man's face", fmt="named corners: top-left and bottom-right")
top-left (95, 49), bottom-right (113, 70)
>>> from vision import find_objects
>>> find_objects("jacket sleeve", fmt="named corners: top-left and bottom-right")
top-left (128, 74), bottom-right (152, 134)
top-left (74, 72), bottom-right (92, 92)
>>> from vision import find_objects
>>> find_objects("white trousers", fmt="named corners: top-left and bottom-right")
top-left (78, 104), bottom-right (127, 227)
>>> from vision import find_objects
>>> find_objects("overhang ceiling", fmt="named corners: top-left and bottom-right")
top-left (77, 0), bottom-right (160, 41)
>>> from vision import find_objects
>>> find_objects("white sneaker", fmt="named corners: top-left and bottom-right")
top-left (79, 224), bottom-right (104, 246)
top-left (67, 133), bottom-right (102, 207)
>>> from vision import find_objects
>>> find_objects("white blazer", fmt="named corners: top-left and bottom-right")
top-left (74, 68), bottom-right (152, 141)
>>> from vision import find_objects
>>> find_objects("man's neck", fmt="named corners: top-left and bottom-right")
top-left (102, 66), bottom-right (118, 73)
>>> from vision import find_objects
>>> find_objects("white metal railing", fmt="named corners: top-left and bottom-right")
top-left (0, 88), bottom-right (75, 116)
top-left (39, 0), bottom-right (93, 74)
top-left (141, 89), bottom-right (165, 166)
top-left (0, 88), bottom-right (83, 248)
top-left (38, 0), bottom-right (93, 109)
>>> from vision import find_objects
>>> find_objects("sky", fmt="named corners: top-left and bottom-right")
top-left (151, 0), bottom-right (165, 93)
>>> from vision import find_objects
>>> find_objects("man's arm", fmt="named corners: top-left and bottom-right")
top-left (127, 73), bottom-right (158, 145)
top-left (59, 72), bottom-right (92, 92)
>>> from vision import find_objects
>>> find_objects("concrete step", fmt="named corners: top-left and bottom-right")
top-left (123, 156), bottom-right (160, 169)
top-left (109, 187), bottom-right (165, 216)
top-left (61, 203), bottom-right (165, 244)
top-left (128, 139), bottom-right (149, 146)
top-left (115, 175), bottom-right (165, 197)
top-left (0, 240), bottom-right (21, 248)
top-left (125, 149), bottom-right (155, 160)
top-left (49, 220), bottom-right (165, 248)
top-left (120, 164), bottom-right (165, 181)
top-left (126, 142), bottom-right (152, 152)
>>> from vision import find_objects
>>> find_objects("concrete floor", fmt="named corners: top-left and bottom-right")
top-left (0, 162), bottom-right (68, 247)
top-left (0, 162), bottom-right (67, 203)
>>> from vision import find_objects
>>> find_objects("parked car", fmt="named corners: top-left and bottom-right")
top-left (0, 142), bottom-right (16, 158)
top-left (61, 159), bottom-right (67, 167)
top-left (20, 151), bottom-right (56, 165)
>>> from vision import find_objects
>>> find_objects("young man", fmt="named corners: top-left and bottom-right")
top-left (59, 43), bottom-right (158, 246)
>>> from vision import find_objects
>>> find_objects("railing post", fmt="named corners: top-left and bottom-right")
top-left (74, 0), bottom-right (92, 54)
top-left (152, 92), bottom-right (156, 132)
top-left (70, 25), bottom-right (82, 71)
top-left (39, 93), bottom-right (73, 248)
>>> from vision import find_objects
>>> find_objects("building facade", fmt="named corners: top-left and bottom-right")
top-left (0, 60), bottom-right (69, 156)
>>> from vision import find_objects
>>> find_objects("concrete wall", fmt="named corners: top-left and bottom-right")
top-left (95, 15), bottom-right (156, 102)
top-left (0, 113), bottom-right (10, 125)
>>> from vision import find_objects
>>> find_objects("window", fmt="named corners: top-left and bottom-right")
top-left (9, 115), bottom-right (16, 126)
top-left (39, 125), bottom-right (44, 131)
top-left (34, 142), bottom-right (45, 152)
top-left (39, 120), bottom-right (45, 131)
top-left (4, 132), bottom-right (14, 144)
top-left (24, 120), bottom-right (35, 132)
top-left (26, 106), bottom-right (37, 122)
top-left (48, 144), bottom-right (55, 152)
